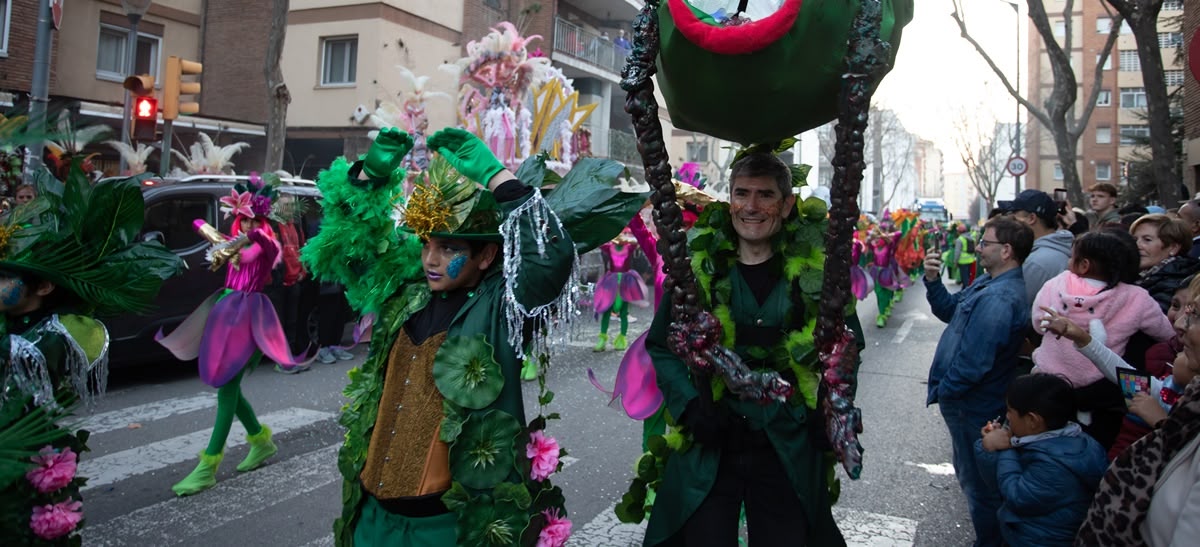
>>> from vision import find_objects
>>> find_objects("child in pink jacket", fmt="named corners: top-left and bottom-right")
top-left (1033, 232), bottom-right (1174, 449)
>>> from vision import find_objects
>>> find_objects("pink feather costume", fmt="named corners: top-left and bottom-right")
top-left (156, 223), bottom-right (311, 387)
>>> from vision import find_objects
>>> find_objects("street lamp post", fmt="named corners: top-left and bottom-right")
top-left (119, 1), bottom-right (154, 175)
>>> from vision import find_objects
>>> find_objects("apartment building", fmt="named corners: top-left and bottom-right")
top-left (1185, 1), bottom-right (1198, 192)
top-left (0, 0), bottom-right (274, 174)
top-left (1024, 0), bottom-right (1186, 196)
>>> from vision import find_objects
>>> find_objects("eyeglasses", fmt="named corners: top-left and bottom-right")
top-left (978, 239), bottom-right (1003, 248)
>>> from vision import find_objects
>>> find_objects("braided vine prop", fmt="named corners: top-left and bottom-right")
top-left (623, 0), bottom-right (896, 479)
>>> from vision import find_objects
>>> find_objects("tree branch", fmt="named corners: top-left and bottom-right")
top-left (1070, 14), bottom-right (1123, 140)
top-left (950, 6), bottom-right (1050, 130)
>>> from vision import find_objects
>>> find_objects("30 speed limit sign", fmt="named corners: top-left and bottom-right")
top-left (1006, 156), bottom-right (1028, 177)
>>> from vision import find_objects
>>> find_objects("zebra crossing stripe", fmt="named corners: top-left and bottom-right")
top-left (79, 407), bottom-right (336, 492)
top-left (566, 504), bottom-right (917, 546)
top-left (84, 444), bottom-right (340, 546)
top-left (76, 393), bottom-right (218, 435)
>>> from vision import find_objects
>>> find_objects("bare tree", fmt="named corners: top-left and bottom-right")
top-left (1102, 0), bottom-right (1180, 205)
top-left (870, 108), bottom-right (917, 211)
top-left (952, 0), bottom-right (1121, 205)
top-left (953, 115), bottom-right (1011, 208)
top-left (264, 0), bottom-right (290, 173)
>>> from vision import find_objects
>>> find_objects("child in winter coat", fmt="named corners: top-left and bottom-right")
top-left (1032, 231), bottom-right (1175, 447)
top-left (975, 374), bottom-right (1108, 547)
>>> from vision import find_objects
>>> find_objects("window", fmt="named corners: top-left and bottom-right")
top-left (1096, 126), bottom-right (1112, 144)
top-left (686, 141), bottom-right (709, 162)
top-left (1054, 20), bottom-right (1066, 37)
top-left (1120, 87), bottom-right (1147, 109)
top-left (1118, 50), bottom-right (1140, 71)
top-left (1158, 32), bottom-right (1183, 49)
top-left (1163, 0), bottom-right (1182, 10)
top-left (96, 24), bottom-right (161, 81)
top-left (0, 0), bottom-right (10, 57)
top-left (483, 0), bottom-right (502, 7)
top-left (1054, 163), bottom-right (1064, 181)
top-left (1120, 21), bottom-right (1132, 35)
top-left (321, 36), bottom-right (358, 86)
top-left (143, 196), bottom-right (213, 251)
top-left (1120, 124), bottom-right (1150, 145)
top-left (1096, 90), bottom-right (1111, 107)
top-left (1096, 17), bottom-right (1111, 34)
top-left (1165, 70), bottom-right (1184, 86)
top-left (1096, 162), bottom-right (1111, 181)
top-left (1097, 54), bottom-right (1111, 70)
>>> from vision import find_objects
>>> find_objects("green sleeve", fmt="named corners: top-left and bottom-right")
top-left (645, 301), bottom-right (699, 420)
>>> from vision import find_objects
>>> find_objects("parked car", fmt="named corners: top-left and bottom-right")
top-left (105, 175), bottom-right (334, 368)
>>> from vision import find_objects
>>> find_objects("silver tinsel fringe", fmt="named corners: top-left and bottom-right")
top-left (1, 315), bottom-right (110, 411)
top-left (499, 189), bottom-right (581, 361)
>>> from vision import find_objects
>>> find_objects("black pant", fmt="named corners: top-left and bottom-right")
top-left (680, 430), bottom-right (810, 546)
top-left (316, 283), bottom-right (349, 347)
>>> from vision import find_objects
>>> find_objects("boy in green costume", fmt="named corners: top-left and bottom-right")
top-left (643, 153), bottom-right (862, 546)
top-left (305, 127), bottom-right (639, 546)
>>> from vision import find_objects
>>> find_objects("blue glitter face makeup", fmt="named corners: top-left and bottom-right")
top-left (446, 254), bottom-right (468, 279)
top-left (0, 275), bottom-right (25, 307)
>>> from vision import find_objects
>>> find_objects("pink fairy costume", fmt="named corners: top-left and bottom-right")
top-left (155, 175), bottom-right (311, 497)
top-left (850, 238), bottom-right (874, 301)
top-left (868, 230), bottom-right (909, 291)
top-left (594, 239), bottom-right (648, 317)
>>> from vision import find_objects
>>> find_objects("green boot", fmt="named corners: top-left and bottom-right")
top-left (876, 315), bottom-right (887, 328)
top-left (237, 425), bottom-right (278, 472)
top-left (172, 451), bottom-right (223, 496)
top-left (613, 333), bottom-right (628, 350)
top-left (593, 333), bottom-right (609, 352)
top-left (521, 358), bottom-right (537, 381)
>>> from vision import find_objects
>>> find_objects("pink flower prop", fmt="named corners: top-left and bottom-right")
top-left (526, 430), bottom-right (560, 481)
top-left (219, 189), bottom-right (255, 219)
top-left (26, 446), bottom-right (77, 494)
top-left (250, 195), bottom-right (272, 217)
top-left (30, 500), bottom-right (83, 540)
top-left (537, 509), bottom-right (572, 547)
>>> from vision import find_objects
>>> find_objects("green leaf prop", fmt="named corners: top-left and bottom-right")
top-left (514, 153), bottom-right (562, 189)
top-left (455, 493), bottom-right (528, 547)
top-left (449, 410), bottom-right (522, 489)
top-left (433, 334), bottom-right (505, 410)
top-left (542, 157), bottom-right (647, 254)
top-left (440, 401), bottom-right (466, 443)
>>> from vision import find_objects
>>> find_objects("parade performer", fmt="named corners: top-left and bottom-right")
top-left (851, 237), bottom-right (874, 301)
top-left (0, 162), bottom-right (182, 544)
top-left (868, 220), bottom-right (908, 328)
top-left (593, 229), bottom-right (647, 352)
top-left (614, 0), bottom-right (914, 541)
top-left (156, 175), bottom-right (313, 496)
top-left (302, 126), bottom-right (640, 546)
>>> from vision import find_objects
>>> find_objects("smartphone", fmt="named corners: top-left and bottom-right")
top-left (1053, 188), bottom-right (1068, 214)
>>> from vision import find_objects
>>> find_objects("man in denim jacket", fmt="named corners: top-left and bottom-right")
top-left (923, 216), bottom-right (1033, 547)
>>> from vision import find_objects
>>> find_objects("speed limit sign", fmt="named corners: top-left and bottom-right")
top-left (1006, 156), bottom-right (1028, 177)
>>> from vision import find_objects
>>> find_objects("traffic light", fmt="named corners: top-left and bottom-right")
top-left (132, 95), bottom-right (158, 141)
top-left (163, 56), bottom-right (202, 120)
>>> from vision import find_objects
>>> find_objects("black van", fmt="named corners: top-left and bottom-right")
top-left (105, 175), bottom-right (335, 368)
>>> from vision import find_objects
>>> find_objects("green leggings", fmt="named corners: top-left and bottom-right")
top-left (204, 353), bottom-right (264, 456)
top-left (874, 284), bottom-right (893, 316)
top-left (600, 296), bottom-right (629, 336)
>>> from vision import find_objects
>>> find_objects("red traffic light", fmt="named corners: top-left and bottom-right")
top-left (135, 96), bottom-right (157, 119)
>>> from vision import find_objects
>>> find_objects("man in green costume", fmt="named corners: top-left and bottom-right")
top-left (644, 152), bottom-right (861, 546)
top-left (306, 127), bottom-right (596, 546)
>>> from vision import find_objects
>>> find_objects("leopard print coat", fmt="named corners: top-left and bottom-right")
top-left (1075, 376), bottom-right (1200, 546)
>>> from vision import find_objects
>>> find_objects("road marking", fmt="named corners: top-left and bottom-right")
top-left (561, 455), bottom-right (580, 468)
top-left (78, 393), bottom-right (218, 434)
top-left (903, 461), bottom-right (956, 476)
top-left (84, 445), bottom-right (340, 546)
top-left (891, 313), bottom-right (927, 344)
top-left (568, 504), bottom-right (917, 546)
top-left (79, 407), bottom-right (336, 491)
top-left (300, 535), bottom-right (334, 547)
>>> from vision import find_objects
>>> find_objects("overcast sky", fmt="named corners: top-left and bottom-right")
top-left (874, 0), bottom-right (1026, 172)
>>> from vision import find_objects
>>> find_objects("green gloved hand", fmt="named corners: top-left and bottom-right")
top-left (361, 127), bottom-right (414, 180)
top-left (426, 128), bottom-right (506, 184)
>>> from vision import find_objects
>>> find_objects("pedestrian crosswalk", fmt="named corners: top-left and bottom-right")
top-left (76, 378), bottom-right (926, 546)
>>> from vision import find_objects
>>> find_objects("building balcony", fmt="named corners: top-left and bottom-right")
top-left (552, 17), bottom-right (629, 79)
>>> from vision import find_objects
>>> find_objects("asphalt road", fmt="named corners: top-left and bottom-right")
top-left (78, 278), bottom-right (976, 546)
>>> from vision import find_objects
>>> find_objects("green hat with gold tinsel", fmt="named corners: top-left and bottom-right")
top-left (399, 155), bottom-right (503, 242)
top-left (0, 160), bottom-right (184, 316)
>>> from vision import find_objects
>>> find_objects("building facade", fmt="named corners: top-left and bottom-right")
top-left (1185, 1), bottom-right (1199, 192)
top-left (1024, 0), bottom-right (1186, 198)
